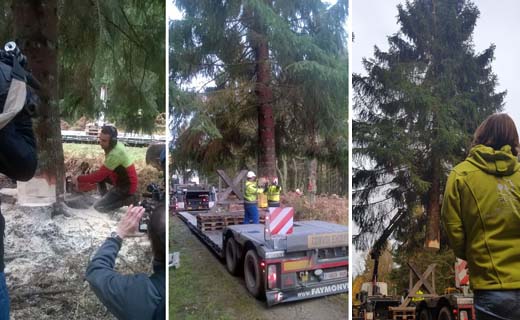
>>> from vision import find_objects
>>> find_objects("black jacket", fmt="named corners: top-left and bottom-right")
top-left (85, 237), bottom-right (165, 320)
top-left (0, 60), bottom-right (38, 272)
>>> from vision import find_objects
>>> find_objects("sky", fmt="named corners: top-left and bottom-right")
top-left (353, 0), bottom-right (520, 130)
top-left (352, 0), bottom-right (520, 275)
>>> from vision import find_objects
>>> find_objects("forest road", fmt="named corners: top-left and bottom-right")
top-left (169, 214), bottom-right (348, 320)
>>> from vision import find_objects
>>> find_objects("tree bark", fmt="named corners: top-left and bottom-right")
top-left (307, 158), bottom-right (317, 205)
top-left (12, 0), bottom-right (64, 210)
top-left (254, 35), bottom-right (276, 179)
top-left (293, 158), bottom-right (298, 191)
top-left (425, 158), bottom-right (441, 250)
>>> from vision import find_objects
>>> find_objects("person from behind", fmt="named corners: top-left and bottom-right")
top-left (73, 125), bottom-right (138, 212)
top-left (243, 171), bottom-right (264, 224)
top-left (0, 42), bottom-right (39, 320)
top-left (442, 113), bottom-right (520, 320)
top-left (86, 204), bottom-right (166, 320)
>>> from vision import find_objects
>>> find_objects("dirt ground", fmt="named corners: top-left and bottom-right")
top-left (1, 189), bottom-right (154, 320)
top-left (169, 214), bottom-right (348, 320)
top-left (0, 144), bottom-right (162, 319)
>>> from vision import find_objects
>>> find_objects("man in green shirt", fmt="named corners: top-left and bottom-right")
top-left (74, 125), bottom-right (138, 212)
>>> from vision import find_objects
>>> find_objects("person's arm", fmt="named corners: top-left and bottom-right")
top-left (441, 171), bottom-right (466, 260)
top-left (77, 165), bottom-right (113, 185)
top-left (0, 110), bottom-right (37, 181)
top-left (85, 206), bottom-right (160, 319)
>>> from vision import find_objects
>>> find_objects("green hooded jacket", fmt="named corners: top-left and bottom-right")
top-left (442, 144), bottom-right (520, 290)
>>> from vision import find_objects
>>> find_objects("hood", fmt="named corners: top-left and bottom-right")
top-left (467, 144), bottom-right (520, 176)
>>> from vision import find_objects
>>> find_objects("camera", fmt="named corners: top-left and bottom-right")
top-left (138, 183), bottom-right (165, 233)
top-left (0, 41), bottom-right (41, 117)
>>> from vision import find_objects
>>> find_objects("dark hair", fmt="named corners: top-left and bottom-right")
top-left (472, 113), bottom-right (519, 156)
top-left (149, 204), bottom-right (166, 264)
top-left (101, 125), bottom-right (118, 148)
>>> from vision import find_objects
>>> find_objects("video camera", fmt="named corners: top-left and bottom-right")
top-left (0, 41), bottom-right (41, 116)
top-left (138, 183), bottom-right (165, 233)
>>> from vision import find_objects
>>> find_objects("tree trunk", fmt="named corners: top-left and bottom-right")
top-left (293, 158), bottom-right (298, 191)
top-left (12, 0), bottom-right (64, 212)
top-left (254, 36), bottom-right (276, 179)
top-left (307, 158), bottom-right (317, 205)
top-left (426, 158), bottom-right (441, 250)
top-left (276, 154), bottom-right (287, 194)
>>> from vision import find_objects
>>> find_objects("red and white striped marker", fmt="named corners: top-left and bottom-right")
top-left (455, 258), bottom-right (469, 287)
top-left (267, 207), bottom-right (294, 236)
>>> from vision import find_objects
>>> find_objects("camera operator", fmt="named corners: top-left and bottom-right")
top-left (0, 43), bottom-right (38, 319)
top-left (85, 204), bottom-right (166, 320)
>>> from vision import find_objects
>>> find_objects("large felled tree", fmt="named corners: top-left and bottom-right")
top-left (353, 0), bottom-right (504, 251)
top-left (171, 0), bottom-right (348, 189)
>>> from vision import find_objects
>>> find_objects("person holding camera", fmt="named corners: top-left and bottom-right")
top-left (0, 42), bottom-right (39, 320)
top-left (73, 125), bottom-right (138, 212)
top-left (86, 204), bottom-right (165, 320)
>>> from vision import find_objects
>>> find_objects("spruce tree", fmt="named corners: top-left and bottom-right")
top-left (353, 0), bottom-right (504, 251)
top-left (171, 0), bottom-right (348, 187)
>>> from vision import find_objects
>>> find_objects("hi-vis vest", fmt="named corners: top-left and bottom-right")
top-left (266, 185), bottom-right (281, 203)
top-left (244, 180), bottom-right (263, 203)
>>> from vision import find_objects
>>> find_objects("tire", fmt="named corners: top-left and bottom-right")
top-left (225, 237), bottom-right (240, 275)
top-left (437, 307), bottom-right (453, 320)
top-left (418, 308), bottom-right (431, 320)
top-left (244, 249), bottom-right (264, 298)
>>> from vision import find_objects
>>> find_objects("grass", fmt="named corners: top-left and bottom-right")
top-left (169, 216), bottom-right (266, 320)
top-left (63, 143), bottom-right (148, 164)
top-left (63, 143), bottom-right (162, 195)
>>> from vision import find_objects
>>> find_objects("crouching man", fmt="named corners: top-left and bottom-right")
top-left (85, 204), bottom-right (165, 320)
top-left (73, 125), bottom-right (138, 212)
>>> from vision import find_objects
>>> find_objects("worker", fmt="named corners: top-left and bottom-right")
top-left (442, 113), bottom-right (520, 320)
top-left (266, 177), bottom-right (282, 208)
top-left (73, 125), bottom-right (138, 212)
top-left (411, 289), bottom-right (425, 304)
top-left (86, 204), bottom-right (165, 319)
top-left (243, 171), bottom-right (264, 224)
top-left (0, 46), bottom-right (38, 320)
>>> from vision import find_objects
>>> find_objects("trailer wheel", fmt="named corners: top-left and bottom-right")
top-left (437, 307), bottom-right (453, 320)
top-left (244, 249), bottom-right (264, 298)
top-left (225, 237), bottom-right (240, 275)
top-left (418, 308), bottom-right (431, 320)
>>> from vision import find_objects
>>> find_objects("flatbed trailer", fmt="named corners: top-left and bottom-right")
top-left (177, 210), bottom-right (348, 306)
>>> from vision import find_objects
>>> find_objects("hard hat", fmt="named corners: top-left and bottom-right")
top-left (246, 171), bottom-right (256, 179)
top-left (272, 178), bottom-right (278, 185)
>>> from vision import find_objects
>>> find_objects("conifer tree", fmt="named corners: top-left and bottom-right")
top-left (353, 0), bottom-right (504, 251)
top-left (171, 0), bottom-right (348, 187)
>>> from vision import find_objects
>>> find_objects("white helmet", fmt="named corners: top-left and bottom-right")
top-left (272, 178), bottom-right (278, 185)
top-left (246, 171), bottom-right (256, 179)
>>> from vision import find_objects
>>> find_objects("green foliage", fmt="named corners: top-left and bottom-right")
top-left (353, 0), bottom-right (504, 250)
top-left (390, 248), bottom-right (457, 294)
top-left (2, 0), bottom-right (165, 132)
top-left (171, 0), bottom-right (348, 194)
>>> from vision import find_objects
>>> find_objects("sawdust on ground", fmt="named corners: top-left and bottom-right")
top-left (2, 189), bottom-right (154, 320)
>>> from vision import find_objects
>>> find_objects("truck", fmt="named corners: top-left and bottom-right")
top-left (175, 172), bottom-right (348, 306)
top-left (414, 260), bottom-right (474, 320)
top-left (171, 184), bottom-right (214, 212)
top-left (352, 209), bottom-right (409, 320)
top-left (353, 209), bottom-right (474, 320)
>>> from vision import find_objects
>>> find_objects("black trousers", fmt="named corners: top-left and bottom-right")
top-left (94, 177), bottom-right (137, 213)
